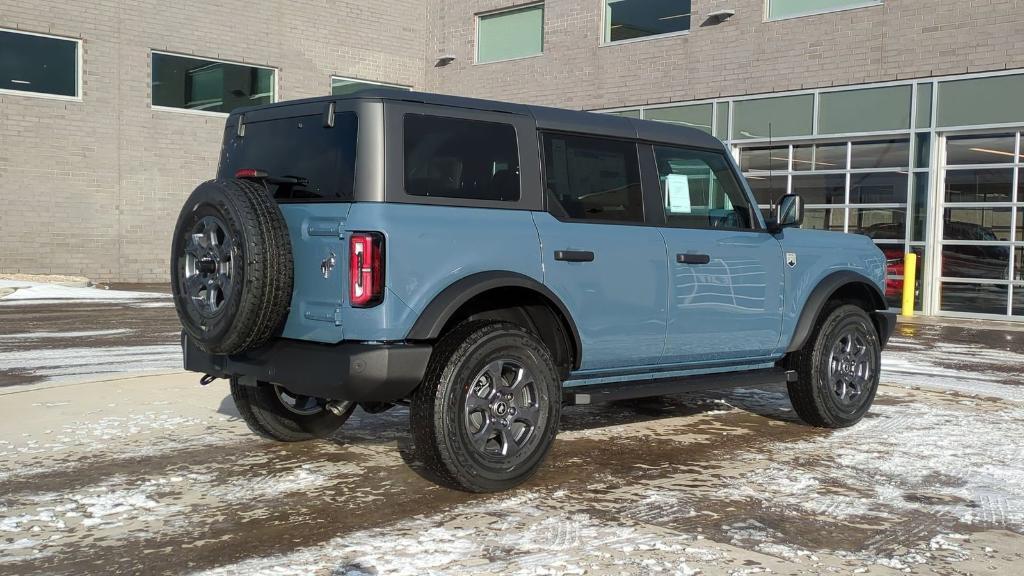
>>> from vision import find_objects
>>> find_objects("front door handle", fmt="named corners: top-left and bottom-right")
top-left (555, 250), bottom-right (595, 263)
top-left (677, 253), bottom-right (711, 265)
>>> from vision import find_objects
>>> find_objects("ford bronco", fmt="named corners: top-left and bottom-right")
top-left (172, 90), bottom-right (896, 492)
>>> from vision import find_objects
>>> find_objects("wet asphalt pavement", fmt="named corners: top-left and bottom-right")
top-left (1, 286), bottom-right (1024, 575)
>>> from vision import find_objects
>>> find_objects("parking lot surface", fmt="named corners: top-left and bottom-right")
top-left (1, 283), bottom-right (1023, 575)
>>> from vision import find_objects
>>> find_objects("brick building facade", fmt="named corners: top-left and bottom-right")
top-left (2, 1), bottom-right (1023, 318)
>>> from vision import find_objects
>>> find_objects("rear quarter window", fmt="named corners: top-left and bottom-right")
top-left (219, 112), bottom-right (358, 202)
top-left (403, 114), bottom-right (521, 202)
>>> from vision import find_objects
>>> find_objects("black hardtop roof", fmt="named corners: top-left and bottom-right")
top-left (232, 88), bottom-right (725, 151)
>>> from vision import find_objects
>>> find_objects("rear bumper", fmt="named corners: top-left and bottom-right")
top-left (872, 310), bottom-right (898, 349)
top-left (182, 333), bottom-right (432, 402)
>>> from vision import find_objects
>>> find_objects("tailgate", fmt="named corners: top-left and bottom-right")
top-left (278, 203), bottom-right (352, 343)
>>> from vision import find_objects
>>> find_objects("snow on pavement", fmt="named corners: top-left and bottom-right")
top-left (0, 280), bottom-right (169, 304)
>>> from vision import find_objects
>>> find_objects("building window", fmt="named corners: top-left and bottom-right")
top-left (732, 94), bottom-right (814, 140)
top-left (331, 76), bottom-right (410, 96)
top-left (0, 29), bottom-right (79, 98)
top-left (818, 85), bottom-right (911, 135)
top-left (645, 103), bottom-right (713, 134)
top-left (151, 52), bottom-right (275, 114)
top-left (936, 74), bottom-right (1024, 128)
top-left (766, 0), bottom-right (883, 21)
top-left (476, 4), bottom-right (544, 64)
top-left (604, 0), bottom-right (691, 44)
top-left (404, 114), bottom-right (521, 202)
top-left (543, 133), bottom-right (644, 223)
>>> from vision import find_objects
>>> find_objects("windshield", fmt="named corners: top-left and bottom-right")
top-left (219, 112), bottom-right (358, 202)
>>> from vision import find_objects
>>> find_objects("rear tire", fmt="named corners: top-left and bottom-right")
top-left (787, 304), bottom-right (881, 428)
top-left (410, 320), bottom-right (561, 492)
top-left (230, 379), bottom-right (354, 442)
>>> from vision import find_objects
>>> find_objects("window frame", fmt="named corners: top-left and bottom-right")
top-left (475, 2), bottom-right (546, 65)
top-left (600, 0), bottom-right (693, 47)
top-left (651, 143), bottom-right (762, 232)
top-left (764, 0), bottom-right (883, 22)
top-left (0, 27), bottom-right (82, 101)
top-left (383, 102), bottom-right (543, 211)
top-left (330, 75), bottom-right (411, 95)
top-left (149, 50), bottom-right (278, 117)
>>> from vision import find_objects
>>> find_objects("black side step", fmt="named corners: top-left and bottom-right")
top-left (564, 368), bottom-right (797, 406)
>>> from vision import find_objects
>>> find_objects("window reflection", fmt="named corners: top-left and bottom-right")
top-left (791, 174), bottom-right (845, 205)
top-left (941, 283), bottom-right (1009, 315)
top-left (802, 208), bottom-right (844, 232)
top-left (851, 139), bottom-right (910, 169)
top-left (792, 143), bottom-right (846, 171)
top-left (941, 245), bottom-right (1009, 280)
top-left (944, 169), bottom-right (1014, 203)
top-left (740, 146), bottom-right (788, 172)
top-left (744, 175), bottom-right (786, 206)
top-left (942, 207), bottom-right (1013, 241)
top-left (0, 30), bottom-right (78, 97)
top-left (850, 172), bottom-right (909, 204)
top-left (605, 0), bottom-right (692, 43)
top-left (151, 53), bottom-right (275, 113)
top-left (946, 134), bottom-right (1017, 165)
top-left (850, 208), bottom-right (906, 238)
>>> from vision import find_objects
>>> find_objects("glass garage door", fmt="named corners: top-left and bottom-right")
top-left (739, 138), bottom-right (921, 308)
top-left (937, 132), bottom-right (1024, 318)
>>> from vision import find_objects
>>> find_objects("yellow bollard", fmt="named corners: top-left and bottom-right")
top-left (901, 252), bottom-right (917, 317)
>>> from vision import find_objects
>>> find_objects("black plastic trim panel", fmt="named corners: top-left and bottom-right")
top-left (183, 334), bottom-right (432, 402)
top-left (786, 271), bottom-right (889, 353)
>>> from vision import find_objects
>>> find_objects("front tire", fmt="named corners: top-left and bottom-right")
top-left (787, 304), bottom-right (881, 428)
top-left (410, 321), bottom-right (561, 493)
top-left (230, 379), bottom-right (354, 442)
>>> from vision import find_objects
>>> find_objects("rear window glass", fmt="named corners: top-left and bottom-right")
top-left (403, 114), bottom-right (520, 202)
top-left (219, 112), bottom-right (358, 202)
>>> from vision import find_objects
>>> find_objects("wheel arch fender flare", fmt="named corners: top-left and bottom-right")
top-left (786, 270), bottom-right (887, 353)
top-left (406, 271), bottom-right (583, 370)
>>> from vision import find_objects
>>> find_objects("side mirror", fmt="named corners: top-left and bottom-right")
top-left (768, 194), bottom-right (803, 232)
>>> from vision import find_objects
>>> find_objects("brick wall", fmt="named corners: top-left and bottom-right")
top-left (0, 0), bottom-right (425, 282)
top-left (422, 0), bottom-right (1024, 109)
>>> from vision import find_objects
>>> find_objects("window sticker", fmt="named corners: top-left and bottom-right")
top-left (666, 174), bottom-right (692, 213)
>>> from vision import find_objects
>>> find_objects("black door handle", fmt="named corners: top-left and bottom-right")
top-left (555, 250), bottom-right (595, 263)
top-left (677, 253), bottom-right (711, 265)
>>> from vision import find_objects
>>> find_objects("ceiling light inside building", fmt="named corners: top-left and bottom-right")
top-left (969, 147), bottom-right (1023, 159)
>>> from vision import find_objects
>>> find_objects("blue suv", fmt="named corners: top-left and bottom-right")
top-left (172, 90), bottom-right (895, 492)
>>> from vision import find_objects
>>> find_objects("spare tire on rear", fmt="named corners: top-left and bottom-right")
top-left (170, 178), bottom-right (293, 355)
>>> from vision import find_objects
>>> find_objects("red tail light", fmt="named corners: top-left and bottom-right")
top-left (349, 232), bottom-right (384, 307)
top-left (235, 168), bottom-right (268, 179)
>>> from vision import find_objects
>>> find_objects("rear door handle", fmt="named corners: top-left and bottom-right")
top-left (677, 253), bottom-right (711, 265)
top-left (554, 250), bottom-right (595, 263)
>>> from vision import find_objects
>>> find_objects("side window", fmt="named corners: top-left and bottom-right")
top-left (403, 114), bottom-right (520, 202)
top-left (654, 146), bottom-right (754, 230)
top-left (543, 133), bottom-right (644, 223)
